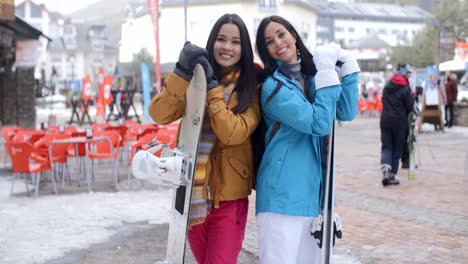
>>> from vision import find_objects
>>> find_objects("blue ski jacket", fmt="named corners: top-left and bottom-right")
top-left (256, 62), bottom-right (359, 217)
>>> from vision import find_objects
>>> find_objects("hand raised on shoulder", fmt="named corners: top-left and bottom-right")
top-left (193, 56), bottom-right (219, 92)
top-left (173, 41), bottom-right (208, 81)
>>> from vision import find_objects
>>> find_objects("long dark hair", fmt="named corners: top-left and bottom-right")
top-left (255, 15), bottom-right (317, 81)
top-left (205, 13), bottom-right (257, 113)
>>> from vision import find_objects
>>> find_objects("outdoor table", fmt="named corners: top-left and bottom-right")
top-left (49, 136), bottom-right (112, 193)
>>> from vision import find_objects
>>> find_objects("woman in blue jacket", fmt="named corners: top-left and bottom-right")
top-left (254, 15), bottom-right (360, 263)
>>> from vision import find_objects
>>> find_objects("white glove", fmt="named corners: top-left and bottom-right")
top-left (337, 48), bottom-right (360, 77)
top-left (313, 44), bottom-right (340, 89)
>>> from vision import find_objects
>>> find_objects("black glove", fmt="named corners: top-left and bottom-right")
top-left (196, 56), bottom-right (219, 92)
top-left (173, 41), bottom-right (208, 81)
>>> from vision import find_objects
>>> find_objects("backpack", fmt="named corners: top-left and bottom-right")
top-left (251, 79), bottom-right (283, 189)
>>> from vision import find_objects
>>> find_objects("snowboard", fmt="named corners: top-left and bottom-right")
top-left (320, 120), bottom-right (339, 264)
top-left (311, 120), bottom-right (342, 263)
top-left (131, 64), bottom-right (207, 264)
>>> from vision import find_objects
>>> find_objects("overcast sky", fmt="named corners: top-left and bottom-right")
top-left (15, 0), bottom-right (100, 14)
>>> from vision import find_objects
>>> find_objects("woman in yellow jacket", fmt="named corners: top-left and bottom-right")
top-left (148, 13), bottom-right (260, 264)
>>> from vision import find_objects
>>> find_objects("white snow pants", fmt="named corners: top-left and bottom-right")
top-left (256, 212), bottom-right (321, 264)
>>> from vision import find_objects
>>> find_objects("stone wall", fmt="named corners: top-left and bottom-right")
top-left (16, 67), bottom-right (36, 128)
top-left (0, 67), bottom-right (36, 128)
top-left (455, 103), bottom-right (468, 127)
top-left (0, 70), bottom-right (17, 126)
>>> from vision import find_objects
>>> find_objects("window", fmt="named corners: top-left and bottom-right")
top-left (64, 37), bottom-right (76, 49)
top-left (378, 28), bottom-right (387, 34)
top-left (92, 40), bottom-right (103, 51)
top-left (30, 4), bottom-right (42, 18)
top-left (49, 24), bottom-right (60, 38)
top-left (336, 27), bottom-right (344, 33)
top-left (16, 5), bottom-right (25, 17)
top-left (63, 25), bottom-right (75, 35)
top-left (348, 27), bottom-right (355, 33)
top-left (317, 25), bottom-right (329, 33)
top-left (93, 56), bottom-right (103, 64)
top-left (391, 29), bottom-right (399, 34)
top-left (259, 0), bottom-right (276, 9)
top-left (51, 55), bottom-right (62, 63)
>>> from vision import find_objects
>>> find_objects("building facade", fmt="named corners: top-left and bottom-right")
top-left (15, 0), bottom-right (118, 93)
top-left (119, 0), bottom-right (318, 67)
top-left (313, 1), bottom-right (430, 47)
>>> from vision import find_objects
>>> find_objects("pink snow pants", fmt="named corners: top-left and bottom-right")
top-left (187, 197), bottom-right (249, 264)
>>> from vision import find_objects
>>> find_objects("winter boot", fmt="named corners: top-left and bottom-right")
top-left (380, 164), bottom-right (392, 186)
top-left (389, 173), bottom-right (400, 185)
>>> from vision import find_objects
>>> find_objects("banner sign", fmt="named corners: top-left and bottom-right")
top-left (141, 63), bottom-right (151, 122)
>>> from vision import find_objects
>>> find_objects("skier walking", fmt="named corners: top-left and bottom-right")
top-left (380, 63), bottom-right (414, 186)
top-left (254, 15), bottom-right (359, 263)
top-left (148, 14), bottom-right (260, 264)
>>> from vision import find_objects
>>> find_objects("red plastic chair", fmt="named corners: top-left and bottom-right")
top-left (1, 126), bottom-right (21, 141)
top-left (34, 133), bottom-right (72, 189)
top-left (358, 99), bottom-right (368, 114)
top-left (12, 130), bottom-right (45, 145)
top-left (105, 125), bottom-right (129, 161)
top-left (137, 124), bottom-right (161, 140)
top-left (92, 123), bottom-right (111, 133)
top-left (5, 141), bottom-right (52, 197)
top-left (88, 130), bottom-right (122, 187)
top-left (2, 126), bottom-right (22, 167)
top-left (64, 126), bottom-right (79, 135)
top-left (67, 132), bottom-right (87, 158)
top-left (66, 132), bottom-right (87, 186)
top-left (124, 121), bottom-right (143, 142)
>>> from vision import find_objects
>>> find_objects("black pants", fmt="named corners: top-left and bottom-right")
top-left (445, 105), bottom-right (455, 127)
top-left (380, 126), bottom-right (406, 174)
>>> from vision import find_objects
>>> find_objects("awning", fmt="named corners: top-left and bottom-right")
top-left (0, 16), bottom-right (51, 41)
top-left (439, 59), bottom-right (467, 72)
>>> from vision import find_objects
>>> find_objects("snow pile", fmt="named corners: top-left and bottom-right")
top-left (0, 176), bottom-right (171, 264)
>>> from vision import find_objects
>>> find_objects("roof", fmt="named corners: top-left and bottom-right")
top-left (347, 34), bottom-right (391, 49)
top-left (15, 0), bottom-right (66, 24)
top-left (310, 0), bottom-right (430, 22)
top-left (160, 0), bottom-right (240, 6)
top-left (0, 16), bottom-right (50, 41)
top-left (47, 23), bottom-right (117, 53)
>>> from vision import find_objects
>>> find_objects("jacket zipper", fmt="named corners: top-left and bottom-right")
top-left (277, 72), bottom-right (308, 101)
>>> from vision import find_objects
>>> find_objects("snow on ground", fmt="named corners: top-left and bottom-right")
top-left (0, 176), bottom-right (171, 264)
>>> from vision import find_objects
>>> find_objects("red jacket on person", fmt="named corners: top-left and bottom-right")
top-left (445, 79), bottom-right (458, 106)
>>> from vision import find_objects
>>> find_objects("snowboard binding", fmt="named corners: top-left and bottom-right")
top-left (311, 213), bottom-right (343, 248)
top-left (131, 138), bottom-right (192, 188)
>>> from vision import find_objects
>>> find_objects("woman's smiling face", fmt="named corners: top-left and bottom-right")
top-left (263, 21), bottom-right (298, 64)
top-left (213, 23), bottom-right (242, 68)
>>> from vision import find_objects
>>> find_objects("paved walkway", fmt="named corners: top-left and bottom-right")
top-left (243, 116), bottom-right (468, 263)
top-left (2, 104), bottom-right (468, 263)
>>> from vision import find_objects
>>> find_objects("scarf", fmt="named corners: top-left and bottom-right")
top-left (188, 68), bottom-right (240, 228)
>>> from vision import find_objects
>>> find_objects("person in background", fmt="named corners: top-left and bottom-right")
top-left (380, 63), bottom-right (414, 186)
top-left (445, 73), bottom-right (458, 127)
top-left (254, 15), bottom-right (359, 263)
top-left (150, 81), bottom-right (159, 99)
top-left (149, 13), bottom-right (260, 264)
